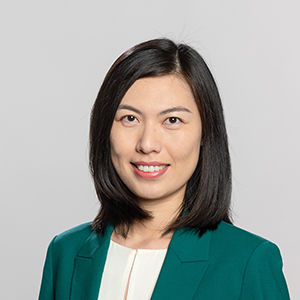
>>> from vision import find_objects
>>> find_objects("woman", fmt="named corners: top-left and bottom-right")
top-left (38, 38), bottom-right (290, 300)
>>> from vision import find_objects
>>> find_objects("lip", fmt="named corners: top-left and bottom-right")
top-left (133, 161), bottom-right (170, 166)
top-left (131, 163), bottom-right (170, 179)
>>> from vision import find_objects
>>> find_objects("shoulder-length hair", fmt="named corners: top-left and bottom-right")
top-left (89, 37), bottom-right (233, 238)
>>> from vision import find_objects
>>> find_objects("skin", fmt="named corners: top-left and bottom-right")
top-left (109, 74), bottom-right (202, 249)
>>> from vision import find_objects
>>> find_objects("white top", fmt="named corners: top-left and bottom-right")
top-left (98, 238), bottom-right (168, 300)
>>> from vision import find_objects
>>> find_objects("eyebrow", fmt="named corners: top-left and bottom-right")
top-left (117, 104), bottom-right (192, 116)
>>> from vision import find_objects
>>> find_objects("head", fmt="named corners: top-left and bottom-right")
top-left (89, 38), bottom-right (233, 238)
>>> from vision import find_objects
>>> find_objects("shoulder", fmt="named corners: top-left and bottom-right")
top-left (55, 221), bottom-right (93, 242)
top-left (49, 221), bottom-right (94, 257)
top-left (211, 221), bottom-right (283, 263)
top-left (212, 222), bottom-right (290, 298)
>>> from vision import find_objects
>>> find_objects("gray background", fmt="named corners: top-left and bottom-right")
top-left (0, 0), bottom-right (299, 299)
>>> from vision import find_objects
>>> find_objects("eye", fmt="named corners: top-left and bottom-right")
top-left (120, 115), bottom-right (138, 124)
top-left (165, 116), bottom-right (183, 126)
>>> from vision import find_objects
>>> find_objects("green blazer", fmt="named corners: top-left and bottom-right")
top-left (38, 220), bottom-right (290, 299)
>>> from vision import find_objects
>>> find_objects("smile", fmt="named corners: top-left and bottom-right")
top-left (131, 163), bottom-right (170, 179)
top-left (136, 164), bottom-right (168, 172)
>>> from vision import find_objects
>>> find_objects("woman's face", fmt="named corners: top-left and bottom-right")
top-left (110, 74), bottom-right (202, 207)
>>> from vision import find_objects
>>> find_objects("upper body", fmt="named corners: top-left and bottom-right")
top-left (39, 38), bottom-right (291, 300)
top-left (38, 220), bottom-right (290, 300)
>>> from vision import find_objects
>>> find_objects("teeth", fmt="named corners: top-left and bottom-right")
top-left (136, 165), bottom-right (168, 172)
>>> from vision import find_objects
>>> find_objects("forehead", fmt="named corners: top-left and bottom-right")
top-left (120, 74), bottom-right (195, 107)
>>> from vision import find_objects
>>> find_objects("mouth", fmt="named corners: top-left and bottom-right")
top-left (130, 162), bottom-right (170, 178)
top-left (130, 162), bottom-right (170, 167)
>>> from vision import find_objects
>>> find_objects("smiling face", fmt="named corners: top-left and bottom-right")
top-left (110, 74), bottom-right (202, 209)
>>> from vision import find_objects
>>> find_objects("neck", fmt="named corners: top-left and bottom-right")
top-left (115, 192), bottom-right (184, 241)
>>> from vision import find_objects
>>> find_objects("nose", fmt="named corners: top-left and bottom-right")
top-left (136, 122), bottom-right (161, 154)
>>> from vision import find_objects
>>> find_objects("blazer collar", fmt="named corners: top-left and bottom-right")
top-left (70, 221), bottom-right (213, 300)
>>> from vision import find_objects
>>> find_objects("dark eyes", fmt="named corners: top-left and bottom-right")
top-left (120, 115), bottom-right (183, 126)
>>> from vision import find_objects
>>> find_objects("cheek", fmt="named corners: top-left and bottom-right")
top-left (168, 133), bottom-right (201, 164)
top-left (110, 129), bottom-right (132, 161)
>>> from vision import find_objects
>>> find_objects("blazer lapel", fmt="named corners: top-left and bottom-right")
top-left (69, 224), bottom-right (114, 300)
top-left (69, 221), bottom-right (212, 300)
top-left (150, 226), bottom-right (211, 300)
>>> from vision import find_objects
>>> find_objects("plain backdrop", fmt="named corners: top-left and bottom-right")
top-left (0, 0), bottom-right (299, 299)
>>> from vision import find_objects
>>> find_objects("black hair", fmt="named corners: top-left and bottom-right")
top-left (89, 37), bottom-right (233, 238)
